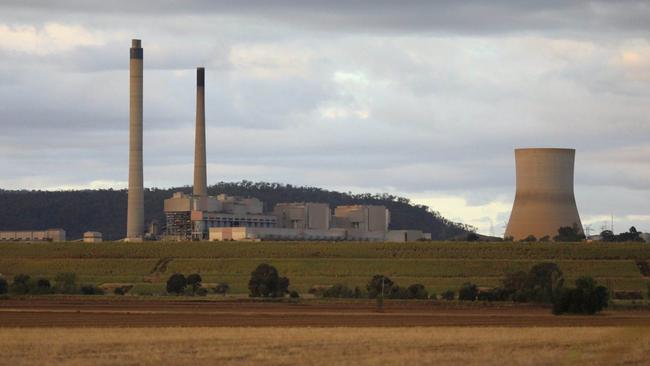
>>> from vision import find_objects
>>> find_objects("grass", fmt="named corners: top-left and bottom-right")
top-left (0, 241), bottom-right (648, 295)
top-left (0, 326), bottom-right (648, 365)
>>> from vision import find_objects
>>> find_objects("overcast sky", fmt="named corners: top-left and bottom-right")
top-left (1, 1), bottom-right (649, 235)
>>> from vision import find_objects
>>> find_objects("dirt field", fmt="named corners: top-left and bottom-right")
top-left (2, 297), bottom-right (650, 327)
top-left (1, 326), bottom-right (649, 366)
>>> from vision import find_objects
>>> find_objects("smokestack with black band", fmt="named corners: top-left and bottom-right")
top-left (193, 67), bottom-right (207, 198)
top-left (126, 39), bottom-right (144, 242)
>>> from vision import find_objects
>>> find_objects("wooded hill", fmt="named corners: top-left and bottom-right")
top-left (0, 181), bottom-right (472, 240)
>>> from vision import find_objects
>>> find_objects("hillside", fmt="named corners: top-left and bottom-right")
top-left (0, 241), bottom-right (647, 295)
top-left (0, 181), bottom-right (471, 240)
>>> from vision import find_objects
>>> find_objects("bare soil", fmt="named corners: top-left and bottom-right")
top-left (1, 297), bottom-right (650, 327)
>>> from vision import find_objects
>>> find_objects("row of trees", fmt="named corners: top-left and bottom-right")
top-left (513, 225), bottom-right (645, 243)
top-left (166, 273), bottom-right (230, 296)
top-left (0, 273), bottom-right (103, 295)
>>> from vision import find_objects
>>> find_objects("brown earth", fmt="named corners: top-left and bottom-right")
top-left (1, 297), bottom-right (650, 328)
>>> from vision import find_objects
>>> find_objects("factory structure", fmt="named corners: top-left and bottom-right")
top-left (157, 55), bottom-right (426, 242)
top-left (505, 148), bottom-right (584, 240)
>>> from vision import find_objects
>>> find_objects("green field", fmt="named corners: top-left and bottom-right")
top-left (0, 241), bottom-right (648, 295)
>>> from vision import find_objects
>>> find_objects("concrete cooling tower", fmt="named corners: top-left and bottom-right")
top-left (505, 148), bottom-right (583, 241)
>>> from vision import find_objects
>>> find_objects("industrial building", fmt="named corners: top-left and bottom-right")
top-left (0, 229), bottom-right (66, 242)
top-left (505, 148), bottom-right (583, 241)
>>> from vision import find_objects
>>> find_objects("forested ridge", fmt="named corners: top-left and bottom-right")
top-left (0, 181), bottom-right (471, 240)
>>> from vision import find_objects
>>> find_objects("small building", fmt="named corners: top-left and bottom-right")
top-left (83, 231), bottom-right (103, 243)
top-left (386, 230), bottom-right (425, 242)
top-left (0, 228), bottom-right (66, 242)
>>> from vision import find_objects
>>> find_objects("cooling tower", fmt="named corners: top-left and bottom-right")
top-left (126, 39), bottom-right (144, 242)
top-left (193, 67), bottom-right (207, 198)
top-left (505, 148), bottom-right (583, 241)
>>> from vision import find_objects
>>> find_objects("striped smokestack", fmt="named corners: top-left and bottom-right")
top-left (126, 39), bottom-right (144, 242)
top-left (193, 67), bottom-right (207, 198)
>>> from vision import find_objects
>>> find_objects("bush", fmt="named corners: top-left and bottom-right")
top-left (54, 272), bottom-right (77, 294)
top-left (166, 273), bottom-right (187, 295)
top-left (80, 285), bottom-right (105, 295)
top-left (429, 292), bottom-right (437, 300)
top-left (406, 284), bottom-right (428, 299)
top-left (248, 263), bottom-right (289, 298)
top-left (11, 274), bottom-right (31, 294)
top-left (0, 277), bottom-right (8, 295)
top-left (458, 282), bottom-right (478, 301)
top-left (552, 277), bottom-right (609, 315)
top-left (114, 287), bottom-right (127, 295)
top-left (214, 283), bottom-right (230, 296)
top-left (554, 224), bottom-right (585, 242)
top-left (195, 287), bottom-right (208, 296)
top-left (366, 275), bottom-right (394, 299)
top-left (186, 273), bottom-right (202, 294)
top-left (289, 290), bottom-right (300, 298)
top-left (441, 290), bottom-right (455, 300)
top-left (521, 235), bottom-right (537, 242)
top-left (323, 283), bottom-right (355, 298)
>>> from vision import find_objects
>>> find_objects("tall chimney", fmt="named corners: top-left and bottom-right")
top-left (193, 67), bottom-right (207, 198)
top-left (126, 39), bottom-right (144, 242)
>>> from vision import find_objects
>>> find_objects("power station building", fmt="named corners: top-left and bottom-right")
top-left (505, 148), bottom-right (583, 241)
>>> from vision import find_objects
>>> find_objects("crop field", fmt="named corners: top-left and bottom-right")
top-left (0, 241), bottom-right (648, 295)
top-left (0, 326), bottom-right (649, 366)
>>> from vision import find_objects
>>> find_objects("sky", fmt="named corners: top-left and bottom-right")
top-left (0, 1), bottom-right (649, 235)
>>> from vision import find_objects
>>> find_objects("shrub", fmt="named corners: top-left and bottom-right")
top-left (54, 272), bottom-right (77, 294)
top-left (0, 277), bottom-right (7, 295)
top-left (458, 282), bottom-right (478, 301)
top-left (406, 284), bottom-right (428, 300)
top-left (11, 274), bottom-right (31, 294)
top-left (552, 277), bottom-right (609, 315)
top-left (114, 286), bottom-right (128, 295)
top-left (521, 235), bottom-right (537, 242)
top-left (289, 290), bottom-right (300, 298)
top-left (248, 263), bottom-right (289, 298)
top-left (429, 292), bottom-right (437, 300)
top-left (441, 290), bottom-right (455, 300)
top-left (195, 287), bottom-right (208, 296)
top-left (80, 285), bottom-right (105, 295)
top-left (539, 235), bottom-right (550, 242)
top-left (554, 224), bottom-right (585, 242)
top-left (186, 273), bottom-right (202, 294)
top-left (366, 275), bottom-right (394, 299)
top-left (323, 283), bottom-right (355, 298)
top-left (214, 283), bottom-right (230, 296)
top-left (166, 273), bottom-right (187, 295)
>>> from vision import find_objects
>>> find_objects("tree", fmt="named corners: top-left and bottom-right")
top-left (54, 272), bottom-right (77, 294)
top-left (0, 277), bottom-right (7, 295)
top-left (502, 270), bottom-right (528, 301)
top-left (34, 278), bottom-right (51, 294)
top-left (458, 282), bottom-right (478, 301)
top-left (554, 224), bottom-right (585, 242)
top-left (525, 262), bottom-right (564, 303)
top-left (166, 273), bottom-right (187, 295)
top-left (186, 273), bottom-right (202, 294)
top-left (553, 277), bottom-right (609, 315)
top-left (366, 275), bottom-right (394, 299)
top-left (11, 274), bottom-right (31, 294)
top-left (406, 284), bottom-right (429, 299)
top-left (248, 263), bottom-right (289, 297)
top-left (466, 233), bottom-right (480, 242)
top-left (521, 235), bottom-right (537, 242)
top-left (388, 286), bottom-right (409, 299)
top-left (441, 290), bottom-right (455, 300)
